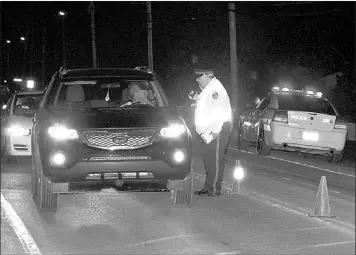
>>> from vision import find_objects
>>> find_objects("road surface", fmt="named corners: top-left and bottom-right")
top-left (1, 146), bottom-right (355, 255)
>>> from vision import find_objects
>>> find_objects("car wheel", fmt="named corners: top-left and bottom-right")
top-left (256, 125), bottom-right (271, 156)
top-left (35, 152), bottom-right (59, 209)
top-left (236, 123), bottom-right (249, 151)
top-left (170, 171), bottom-right (193, 205)
top-left (330, 151), bottom-right (344, 164)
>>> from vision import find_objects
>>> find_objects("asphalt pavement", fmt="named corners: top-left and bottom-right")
top-left (1, 144), bottom-right (355, 255)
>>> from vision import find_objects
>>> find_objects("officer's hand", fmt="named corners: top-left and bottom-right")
top-left (211, 132), bottom-right (220, 139)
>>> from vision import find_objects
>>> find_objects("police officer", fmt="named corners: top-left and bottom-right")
top-left (193, 67), bottom-right (232, 196)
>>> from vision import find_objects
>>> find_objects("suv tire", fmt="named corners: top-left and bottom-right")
top-left (170, 172), bottom-right (193, 204)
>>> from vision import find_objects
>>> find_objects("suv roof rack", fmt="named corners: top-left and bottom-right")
top-left (134, 66), bottom-right (153, 74)
top-left (59, 66), bottom-right (68, 74)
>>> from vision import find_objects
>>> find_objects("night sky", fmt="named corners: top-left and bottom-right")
top-left (1, 1), bottom-right (355, 91)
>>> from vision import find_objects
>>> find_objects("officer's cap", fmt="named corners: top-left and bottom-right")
top-left (194, 69), bottom-right (214, 77)
top-left (194, 63), bottom-right (215, 77)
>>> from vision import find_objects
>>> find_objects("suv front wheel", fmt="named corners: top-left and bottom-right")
top-left (169, 170), bottom-right (193, 204)
top-left (32, 147), bottom-right (59, 209)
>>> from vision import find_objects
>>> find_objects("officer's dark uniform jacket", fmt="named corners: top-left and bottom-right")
top-left (194, 76), bottom-right (232, 195)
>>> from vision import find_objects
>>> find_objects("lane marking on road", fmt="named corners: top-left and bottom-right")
top-left (214, 251), bottom-right (242, 255)
top-left (128, 234), bottom-right (198, 247)
top-left (298, 240), bottom-right (356, 250)
top-left (228, 147), bottom-right (355, 178)
top-left (1, 194), bottom-right (42, 255)
top-left (329, 190), bottom-right (340, 194)
top-left (285, 226), bottom-right (328, 232)
top-left (282, 177), bottom-right (291, 181)
top-left (260, 172), bottom-right (268, 176)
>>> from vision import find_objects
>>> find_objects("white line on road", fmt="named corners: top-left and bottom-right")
top-left (214, 251), bottom-right (242, 255)
top-left (329, 190), bottom-right (340, 194)
top-left (286, 226), bottom-right (328, 232)
top-left (128, 234), bottom-right (198, 247)
top-left (298, 240), bottom-right (356, 250)
top-left (228, 147), bottom-right (355, 178)
top-left (282, 177), bottom-right (291, 181)
top-left (1, 194), bottom-right (42, 255)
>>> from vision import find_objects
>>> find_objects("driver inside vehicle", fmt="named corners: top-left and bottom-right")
top-left (128, 83), bottom-right (156, 107)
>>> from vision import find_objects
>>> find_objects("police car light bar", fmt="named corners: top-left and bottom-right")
top-left (282, 87), bottom-right (290, 92)
top-left (272, 86), bottom-right (280, 91)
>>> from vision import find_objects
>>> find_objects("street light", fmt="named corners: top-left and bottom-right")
top-left (58, 11), bottom-right (66, 16)
top-left (14, 78), bottom-right (23, 82)
top-left (20, 37), bottom-right (26, 41)
top-left (6, 40), bottom-right (11, 44)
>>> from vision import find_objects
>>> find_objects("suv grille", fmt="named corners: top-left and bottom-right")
top-left (83, 130), bottom-right (156, 150)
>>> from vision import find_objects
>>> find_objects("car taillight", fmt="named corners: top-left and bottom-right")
top-left (272, 111), bottom-right (288, 123)
top-left (334, 118), bottom-right (347, 130)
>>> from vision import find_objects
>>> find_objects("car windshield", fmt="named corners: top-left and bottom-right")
top-left (13, 94), bottom-right (43, 117)
top-left (54, 77), bottom-right (169, 108)
top-left (277, 94), bottom-right (336, 115)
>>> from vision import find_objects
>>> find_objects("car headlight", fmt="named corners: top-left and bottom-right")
top-left (6, 125), bottom-right (31, 136)
top-left (48, 125), bottom-right (79, 140)
top-left (160, 124), bottom-right (186, 138)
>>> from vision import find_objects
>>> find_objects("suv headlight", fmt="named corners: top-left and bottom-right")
top-left (6, 125), bottom-right (31, 136)
top-left (160, 124), bottom-right (186, 138)
top-left (48, 125), bottom-right (79, 140)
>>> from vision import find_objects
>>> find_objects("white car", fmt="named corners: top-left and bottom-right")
top-left (1, 90), bottom-right (43, 162)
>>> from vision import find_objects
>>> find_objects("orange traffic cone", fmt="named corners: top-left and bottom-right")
top-left (309, 176), bottom-right (335, 218)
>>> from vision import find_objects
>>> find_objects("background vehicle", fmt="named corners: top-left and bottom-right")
top-left (236, 87), bottom-right (348, 163)
top-left (31, 67), bottom-right (193, 209)
top-left (1, 90), bottom-right (44, 163)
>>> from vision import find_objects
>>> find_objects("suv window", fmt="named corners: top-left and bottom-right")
top-left (277, 94), bottom-right (336, 115)
top-left (53, 76), bottom-right (169, 108)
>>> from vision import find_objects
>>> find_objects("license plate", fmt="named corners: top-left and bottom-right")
top-left (302, 131), bottom-right (319, 141)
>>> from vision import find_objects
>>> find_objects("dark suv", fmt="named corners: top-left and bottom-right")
top-left (31, 67), bottom-right (193, 209)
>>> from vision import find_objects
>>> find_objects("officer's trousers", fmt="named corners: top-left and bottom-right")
top-left (199, 122), bottom-right (232, 194)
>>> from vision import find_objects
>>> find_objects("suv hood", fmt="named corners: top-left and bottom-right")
top-left (45, 107), bottom-right (183, 129)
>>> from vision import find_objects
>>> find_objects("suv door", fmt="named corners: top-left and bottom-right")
top-left (250, 94), bottom-right (271, 142)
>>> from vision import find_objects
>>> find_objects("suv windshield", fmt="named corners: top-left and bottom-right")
top-left (13, 94), bottom-right (43, 117)
top-left (54, 77), bottom-right (169, 108)
top-left (277, 94), bottom-right (336, 115)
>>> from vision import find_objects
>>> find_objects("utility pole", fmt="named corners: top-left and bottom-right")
top-left (0, 2), bottom-right (3, 81)
top-left (60, 16), bottom-right (66, 66)
top-left (147, 1), bottom-right (153, 70)
top-left (22, 31), bottom-right (29, 78)
top-left (228, 2), bottom-right (238, 114)
top-left (88, 1), bottom-right (97, 68)
top-left (29, 27), bottom-right (35, 76)
top-left (42, 25), bottom-right (46, 88)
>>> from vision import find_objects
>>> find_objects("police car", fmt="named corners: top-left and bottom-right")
top-left (1, 90), bottom-right (44, 162)
top-left (236, 87), bottom-right (348, 163)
